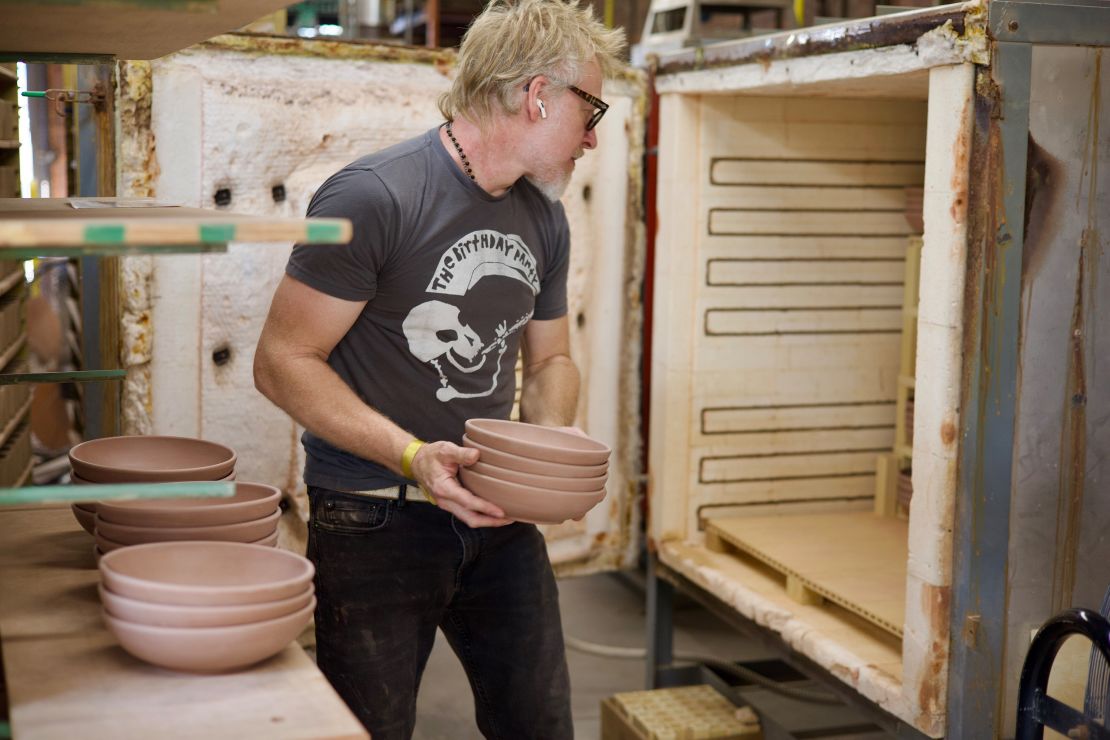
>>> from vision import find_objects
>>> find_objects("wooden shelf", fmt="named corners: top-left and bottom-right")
top-left (0, 66), bottom-right (16, 83)
top-left (0, 395), bottom-right (31, 451)
top-left (0, 198), bottom-right (350, 252)
top-left (0, 0), bottom-right (299, 61)
top-left (0, 141), bottom-right (18, 150)
top-left (0, 265), bottom-right (22, 299)
top-left (0, 506), bottom-right (368, 738)
top-left (706, 511), bottom-right (908, 639)
top-left (0, 334), bottom-right (24, 371)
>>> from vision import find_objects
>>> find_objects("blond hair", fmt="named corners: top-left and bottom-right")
top-left (438, 0), bottom-right (626, 124)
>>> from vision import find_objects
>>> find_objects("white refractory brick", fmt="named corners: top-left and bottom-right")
top-left (906, 450), bottom-right (957, 584)
top-left (121, 309), bottom-right (152, 367)
top-left (120, 255), bottom-right (153, 314)
top-left (912, 320), bottom-right (961, 464)
top-left (907, 318), bottom-right (960, 585)
top-left (901, 576), bottom-right (949, 736)
top-left (920, 63), bottom-right (974, 330)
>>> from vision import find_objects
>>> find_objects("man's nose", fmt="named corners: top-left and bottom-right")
top-left (582, 127), bottom-right (597, 150)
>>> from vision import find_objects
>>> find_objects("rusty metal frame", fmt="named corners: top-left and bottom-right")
top-left (652, 1), bottom-right (980, 74)
top-left (948, 2), bottom-right (1110, 736)
top-left (946, 37), bottom-right (1032, 739)
top-left (990, 0), bottom-right (1110, 46)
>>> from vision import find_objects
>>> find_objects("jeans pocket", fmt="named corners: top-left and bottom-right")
top-left (311, 489), bottom-right (394, 535)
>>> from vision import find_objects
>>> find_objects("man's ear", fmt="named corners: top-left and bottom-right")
top-left (524, 75), bottom-right (552, 122)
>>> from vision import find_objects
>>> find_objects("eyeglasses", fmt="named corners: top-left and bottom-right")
top-left (524, 79), bottom-right (610, 131)
top-left (568, 85), bottom-right (608, 131)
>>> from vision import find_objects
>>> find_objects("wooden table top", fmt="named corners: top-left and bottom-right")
top-left (0, 505), bottom-right (368, 739)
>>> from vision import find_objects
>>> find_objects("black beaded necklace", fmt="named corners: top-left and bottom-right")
top-left (445, 121), bottom-right (475, 182)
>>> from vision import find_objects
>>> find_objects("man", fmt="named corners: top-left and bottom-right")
top-left (253, 1), bottom-right (625, 737)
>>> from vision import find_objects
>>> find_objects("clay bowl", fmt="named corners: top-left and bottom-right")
top-left (459, 467), bottom-right (605, 524)
top-left (95, 532), bottom-right (128, 553)
top-left (99, 541), bottom-right (315, 606)
top-left (72, 503), bottom-right (96, 534)
top-left (99, 582), bottom-right (314, 628)
top-left (103, 598), bottom-right (316, 673)
top-left (95, 528), bottom-right (278, 554)
top-left (69, 435), bottom-right (237, 483)
top-left (468, 460), bottom-right (607, 493)
top-left (464, 419), bottom-right (610, 466)
top-left (71, 469), bottom-right (236, 486)
top-left (252, 530), bottom-right (280, 548)
top-left (462, 435), bottom-right (607, 478)
top-left (95, 482), bottom-right (279, 528)
top-left (94, 509), bottom-right (279, 546)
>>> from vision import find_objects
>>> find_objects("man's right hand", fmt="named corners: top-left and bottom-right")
top-left (409, 442), bottom-right (512, 528)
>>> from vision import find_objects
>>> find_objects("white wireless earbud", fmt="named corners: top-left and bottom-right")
top-left (537, 99), bottom-right (547, 119)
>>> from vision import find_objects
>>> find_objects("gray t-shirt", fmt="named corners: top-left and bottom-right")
top-left (286, 127), bottom-right (570, 491)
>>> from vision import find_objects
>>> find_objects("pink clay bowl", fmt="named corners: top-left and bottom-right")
top-left (95, 482), bottom-right (279, 528)
top-left (94, 509), bottom-right (280, 546)
top-left (69, 472), bottom-right (234, 488)
top-left (467, 460), bottom-right (607, 493)
top-left (458, 467), bottom-right (605, 524)
top-left (464, 419), bottom-right (610, 466)
top-left (69, 435), bottom-right (237, 483)
top-left (461, 435), bottom-right (607, 478)
top-left (72, 503), bottom-right (96, 534)
top-left (103, 598), bottom-right (315, 673)
top-left (94, 532), bottom-right (129, 554)
top-left (99, 582), bottom-right (314, 628)
top-left (95, 528), bottom-right (278, 554)
top-left (99, 541), bottom-right (314, 606)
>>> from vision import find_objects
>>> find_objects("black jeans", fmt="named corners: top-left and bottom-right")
top-left (307, 486), bottom-right (573, 740)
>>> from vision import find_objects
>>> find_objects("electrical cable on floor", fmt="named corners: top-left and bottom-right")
top-left (564, 635), bottom-right (842, 705)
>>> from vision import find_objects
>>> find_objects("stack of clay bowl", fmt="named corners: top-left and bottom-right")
top-left (459, 419), bottom-right (610, 524)
top-left (92, 481), bottom-right (282, 557)
top-left (64, 436), bottom-right (279, 558)
top-left (99, 541), bottom-right (315, 673)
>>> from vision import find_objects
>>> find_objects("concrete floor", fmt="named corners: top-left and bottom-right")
top-left (412, 571), bottom-right (892, 739)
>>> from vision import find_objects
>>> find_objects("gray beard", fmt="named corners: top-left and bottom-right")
top-left (525, 171), bottom-right (571, 203)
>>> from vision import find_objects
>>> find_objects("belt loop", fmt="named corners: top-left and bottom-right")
top-left (397, 484), bottom-right (407, 509)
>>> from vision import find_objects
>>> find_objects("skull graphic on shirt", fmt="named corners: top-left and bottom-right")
top-left (402, 230), bottom-right (539, 402)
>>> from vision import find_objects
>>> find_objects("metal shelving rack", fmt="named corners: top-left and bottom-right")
top-left (0, 7), bottom-right (355, 739)
top-left (0, 199), bottom-right (350, 507)
top-left (0, 11), bottom-right (352, 509)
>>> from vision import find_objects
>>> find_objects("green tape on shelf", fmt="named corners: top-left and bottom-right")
top-left (199, 224), bottom-right (236, 243)
top-left (0, 720), bottom-right (9, 739)
top-left (306, 221), bottom-right (344, 243)
top-left (0, 481), bottom-right (235, 506)
top-left (84, 224), bottom-right (126, 244)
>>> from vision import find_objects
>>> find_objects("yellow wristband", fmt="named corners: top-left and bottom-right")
top-left (401, 439), bottom-right (425, 480)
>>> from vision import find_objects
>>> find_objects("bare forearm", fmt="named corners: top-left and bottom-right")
top-left (519, 355), bottom-right (580, 426)
top-left (254, 349), bottom-right (411, 477)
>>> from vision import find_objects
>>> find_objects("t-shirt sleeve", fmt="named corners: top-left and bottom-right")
top-left (286, 168), bottom-right (399, 302)
top-left (532, 204), bottom-right (570, 321)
